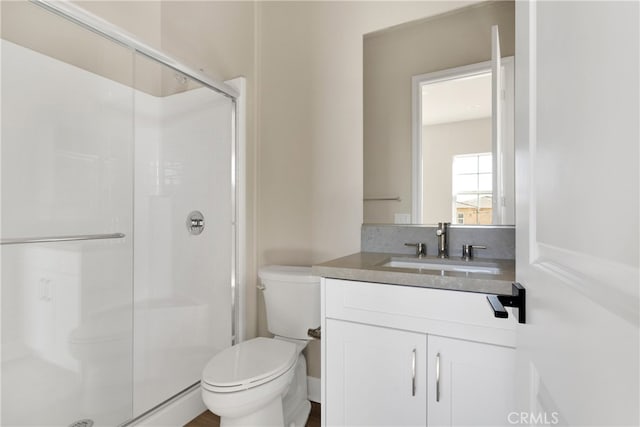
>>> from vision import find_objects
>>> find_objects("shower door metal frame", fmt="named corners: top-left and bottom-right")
top-left (31, 0), bottom-right (239, 100)
top-left (27, 1), bottom-right (242, 425)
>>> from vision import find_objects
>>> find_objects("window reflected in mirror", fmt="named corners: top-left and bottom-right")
top-left (452, 153), bottom-right (492, 225)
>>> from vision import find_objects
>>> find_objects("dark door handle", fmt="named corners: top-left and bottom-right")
top-left (486, 282), bottom-right (526, 324)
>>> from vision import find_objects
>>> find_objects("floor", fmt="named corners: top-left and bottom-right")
top-left (184, 402), bottom-right (321, 427)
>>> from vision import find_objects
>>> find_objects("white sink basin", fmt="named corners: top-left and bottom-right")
top-left (381, 259), bottom-right (502, 275)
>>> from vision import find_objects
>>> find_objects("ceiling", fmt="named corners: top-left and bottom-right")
top-left (422, 72), bottom-right (491, 126)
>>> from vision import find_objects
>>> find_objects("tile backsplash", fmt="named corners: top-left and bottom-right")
top-left (362, 224), bottom-right (515, 260)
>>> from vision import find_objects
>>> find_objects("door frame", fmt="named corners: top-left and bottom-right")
top-left (411, 57), bottom-right (514, 224)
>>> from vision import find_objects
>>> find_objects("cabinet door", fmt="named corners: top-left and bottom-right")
top-left (325, 319), bottom-right (427, 426)
top-left (427, 335), bottom-right (516, 426)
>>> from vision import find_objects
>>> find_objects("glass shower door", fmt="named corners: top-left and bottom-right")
top-left (1, 2), bottom-right (135, 426)
top-left (132, 53), bottom-right (234, 417)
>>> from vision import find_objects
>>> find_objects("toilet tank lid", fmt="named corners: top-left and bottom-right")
top-left (258, 265), bottom-right (320, 283)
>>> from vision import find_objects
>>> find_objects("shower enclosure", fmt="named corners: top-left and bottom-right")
top-left (1, 1), bottom-right (240, 425)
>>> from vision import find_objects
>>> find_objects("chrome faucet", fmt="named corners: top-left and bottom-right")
top-left (436, 222), bottom-right (450, 258)
top-left (405, 242), bottom-right (427, 257)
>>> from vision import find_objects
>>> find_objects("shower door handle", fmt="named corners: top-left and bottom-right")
top-left (1, 233), bottom-right (125, 245)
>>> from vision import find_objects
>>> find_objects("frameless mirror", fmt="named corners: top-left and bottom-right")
top-left (363, 1), bottom-right (515, 225)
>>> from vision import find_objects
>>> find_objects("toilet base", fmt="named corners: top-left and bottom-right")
top-left (285, 398), bottom-right (310, 427)
top-left (282, 354), bottom-right (310, 427)
top-left (220, 397), bottom-right (283, 427)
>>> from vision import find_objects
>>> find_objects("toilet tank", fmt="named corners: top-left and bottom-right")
top-left (258, 265), bottom-right (320, 340)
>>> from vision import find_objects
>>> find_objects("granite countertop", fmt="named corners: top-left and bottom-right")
top-left (312, 252), bottom-right (515, 295)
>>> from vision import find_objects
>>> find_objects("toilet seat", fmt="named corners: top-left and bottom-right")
top-left (202, 337), bottom-right (297, 393)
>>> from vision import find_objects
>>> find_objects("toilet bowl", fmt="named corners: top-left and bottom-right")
top-left (201, 266), bottom-right (320, 427)
top-left (202, 337), bottom-right (298, 426)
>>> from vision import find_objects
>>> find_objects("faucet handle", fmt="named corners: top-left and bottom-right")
top-left (436, 222), bottom-right (450, 236)
top-left (462, 244), bottom-right (486, 260)
top-left (405, 242), bottom-right (427, 257)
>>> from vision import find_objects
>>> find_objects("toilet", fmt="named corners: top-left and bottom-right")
top-left (201, 266), bottom-right (320, 427)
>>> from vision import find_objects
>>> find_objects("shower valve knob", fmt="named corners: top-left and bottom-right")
top-left (186, 211), bottom-right (205, 235)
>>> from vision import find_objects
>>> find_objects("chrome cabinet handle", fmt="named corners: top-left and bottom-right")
top-left (436, 352), bottom-right (441, 402)
top-left (411, 348), bottom-right (417, 396)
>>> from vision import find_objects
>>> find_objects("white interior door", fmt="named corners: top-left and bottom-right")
top-left (515, 1), bottom-right (639, 425)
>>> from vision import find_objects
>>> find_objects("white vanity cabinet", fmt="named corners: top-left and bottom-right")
top-left (325, 319), bottom-right (427, 426)
top-left (321, 278), bottom-right (517, 427)
top-left (426, 335), bottom-right (516, 427)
